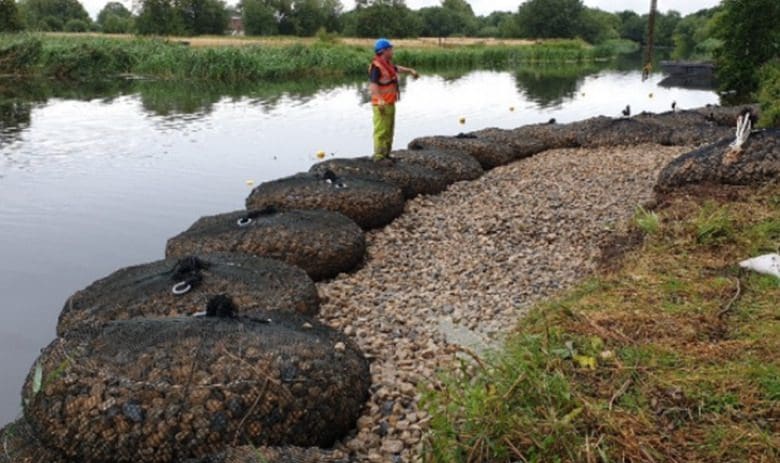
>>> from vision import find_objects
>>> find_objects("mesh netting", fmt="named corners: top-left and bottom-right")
top-left (0, 418), bottom-right (64, 463)
top-left (572, 116), bottom-right (674, 147)
top-left (309, 157), bottom-right (448, 198)
top-left (390, 148), bottom-right (484, 183)
top-left (635, 111), bottom-right (734, 146)
top-left (166, 209), bottom-right (366, 281)
top-left (245, 172), bottom-right (405, 229)
top-left (407, 133), bottom-right (518, 169)
top-left (469, 128), bottom-right (549, 160)
top-left (185, 445), bottom-right (349, 463)
top-left (408, 108), bottom-right (757, 171)
top-left (691, 104), bottom-right (761, 127)
top-left (23, 312), bottom-right (370, 463)
top-left (57, 253), bottom-right (320, 335)
top-left (656, 128), bottom-right (780, 191)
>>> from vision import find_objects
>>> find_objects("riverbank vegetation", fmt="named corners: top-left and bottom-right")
top-left (0, 34), bottom-right (631, 81)
top-left (422, 184), bottom-right (780, 462)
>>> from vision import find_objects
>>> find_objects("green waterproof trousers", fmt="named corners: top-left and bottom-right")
top-left (372, 104), bottom-right (396, 160)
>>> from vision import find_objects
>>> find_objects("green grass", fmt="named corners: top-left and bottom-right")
top-left (422, 184), bottom-right (780, 462)
top-left (0, 34), bottom-right (634, 82)
top-left (634, 205), bottom-right (660, 235)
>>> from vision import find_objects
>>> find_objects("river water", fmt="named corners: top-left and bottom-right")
top-left (0, 60), bottom-right (719, 424)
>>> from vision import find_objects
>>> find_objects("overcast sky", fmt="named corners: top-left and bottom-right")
top-left (82, 0), bottom-right (722, 21)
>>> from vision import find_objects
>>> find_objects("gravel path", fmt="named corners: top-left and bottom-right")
top-left (317, 144), bottom-right (690, 462)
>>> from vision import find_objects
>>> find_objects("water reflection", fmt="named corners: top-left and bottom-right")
top-left (513, 63), bottom-right (603, 108)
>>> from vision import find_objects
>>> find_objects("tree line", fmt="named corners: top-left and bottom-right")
top-left (0, 0), bottom-right (725, 48)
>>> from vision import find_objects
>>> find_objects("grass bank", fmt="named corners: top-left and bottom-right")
top-left (423, 184), bottom-right (780, 462)
top-left (0, 34), bottom-right (636, 82)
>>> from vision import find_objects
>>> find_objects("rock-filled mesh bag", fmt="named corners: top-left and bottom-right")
top-left (166, 208), bottom-right (366, 281)
top-left (56, 253), bottom-right (320, 336)
top-left (692, 104), bottom-right (761, 127)
top-left (635, 111), bottom-right (734, 146)
top-left (407, 132), bottom-right (518, 170)
top-left (0, 418), bottom-right (64, 463)
top-left (23, 312), bottom-right (371, 463)
top-left (245, 172), bottom-right (404, 229)
top-left (656, 128), bottom-right (780, 191)
top-left (389, 149), bottom-right (484, 184)
top-left (309, 157), bottom-right (448, 198)
top-left (185, 445), bottom-right (349, 463)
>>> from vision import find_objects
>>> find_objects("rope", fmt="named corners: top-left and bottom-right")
top-left (729, 114), bottom-right (752, 153)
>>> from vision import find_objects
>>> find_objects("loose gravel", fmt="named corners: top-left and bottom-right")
top-left (317, 144), bottom-right (691, 462)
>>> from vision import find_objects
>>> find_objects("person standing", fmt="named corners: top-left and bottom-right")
top-left (369, 38), bottom-right (419, 161)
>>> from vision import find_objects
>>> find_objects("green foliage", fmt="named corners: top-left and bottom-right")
top-left (0, 34), bottom-right (638, 82)
top-left (98, 8), bottom-right (133, 33)
top-left (635, 205), bottom-right (660, 235)
top-left (241, 0), bottom-right (277, 35)
top-left (136, 0), bottom-right (229, 36)
top-left (63, 18), bottom-right (88, 32)
top-left (579, 8), bottom-right (620, 44)
top-left (0, 0), bottom-right (24, 32)
top-left (0, 34), bottom-right (42, 74)
top-left (419, 7), bottom-right (468, 39)
top-left (422, 333), bottom-right (583, 462)
top-left (101, 14), bottom-right (133, 33)
top-left (757, 59), bottom-right (780, 128)
top-left (515, 0), bottom-right (585, 39)
top-left (18, 0), bottom-right (90, 31)
top-left (714, 0), bottom-right (780, 98)
top-left (353, 3), bottom-right (422, 38)
top-left (695, 202), bottom-right (734, 245)
top-left (241, 0), bottom-right (342, 37)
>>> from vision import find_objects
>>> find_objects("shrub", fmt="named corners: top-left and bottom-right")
top-left (757, 59), bottom-right (780, 128)
top-left (64, 19), bottom-right (89, 32)
top-left (0, 35), bottom-right (42, 75)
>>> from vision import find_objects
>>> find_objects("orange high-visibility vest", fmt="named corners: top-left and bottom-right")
top-left (370, 56), bottom-right (399, 105)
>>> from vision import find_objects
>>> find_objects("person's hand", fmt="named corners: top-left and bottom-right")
top-left (411, 69), bottom-right (420, 79)
top-left (378, 102), bottom-right (386, 115)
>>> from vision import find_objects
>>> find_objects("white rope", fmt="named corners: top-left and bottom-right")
top-left (729, 114), bottom-right (752, 153)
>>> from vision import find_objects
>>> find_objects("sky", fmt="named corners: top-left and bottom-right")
top-left (81, 0), bottom-right (722, 22)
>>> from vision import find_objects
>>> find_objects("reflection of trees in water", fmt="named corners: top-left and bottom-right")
top-left (136, 77), bottom-right (364, 119)
top-left (0, 79), bottom-right (130, 147)
top-left (513, 63), bottom-right (603, 108)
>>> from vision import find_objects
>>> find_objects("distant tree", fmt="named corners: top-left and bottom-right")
top-left (440, 0), bottom-right (477, 35)
top-left (180, 0), bottom-right (229, 35)
top-left (18, 0), bottom-right (90, 30)
top-left (353, 1), bottom-right (422, 38)
top-left (241, 0), bottom-right (277, 35)
top-left (617, 10), bottom-right (645, 43)
top-left (654, 10), bottom-right (681, 47)
top-left (64, 17), bottom-right (88, 31)
top-left (0, 0), bottom-right (24, 31)
top-left (419, 6), bottom-right (465, 39)
top-left (135, 0), bottom-right (180, 34)
top-left (135, 0), bottom-right (228, 35)
top-left (515, 0), bottom-right (585, 39)
top-left (97, 2), bottom-right (132, 32)
top-left (578, 8), bottom-right (619, 43)
top-left (102, 13), bottom-right (132, 32)
top-left (714, 0), bottom-right (780, 96)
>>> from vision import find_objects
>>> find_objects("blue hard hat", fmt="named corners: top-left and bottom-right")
top-left (375, 38), bottom-right (393, 54)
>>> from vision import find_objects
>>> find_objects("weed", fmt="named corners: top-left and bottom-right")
top-left (634, 205), bottom-right (660, 235)
top-left (695, 201), bottom-right (734, 245)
